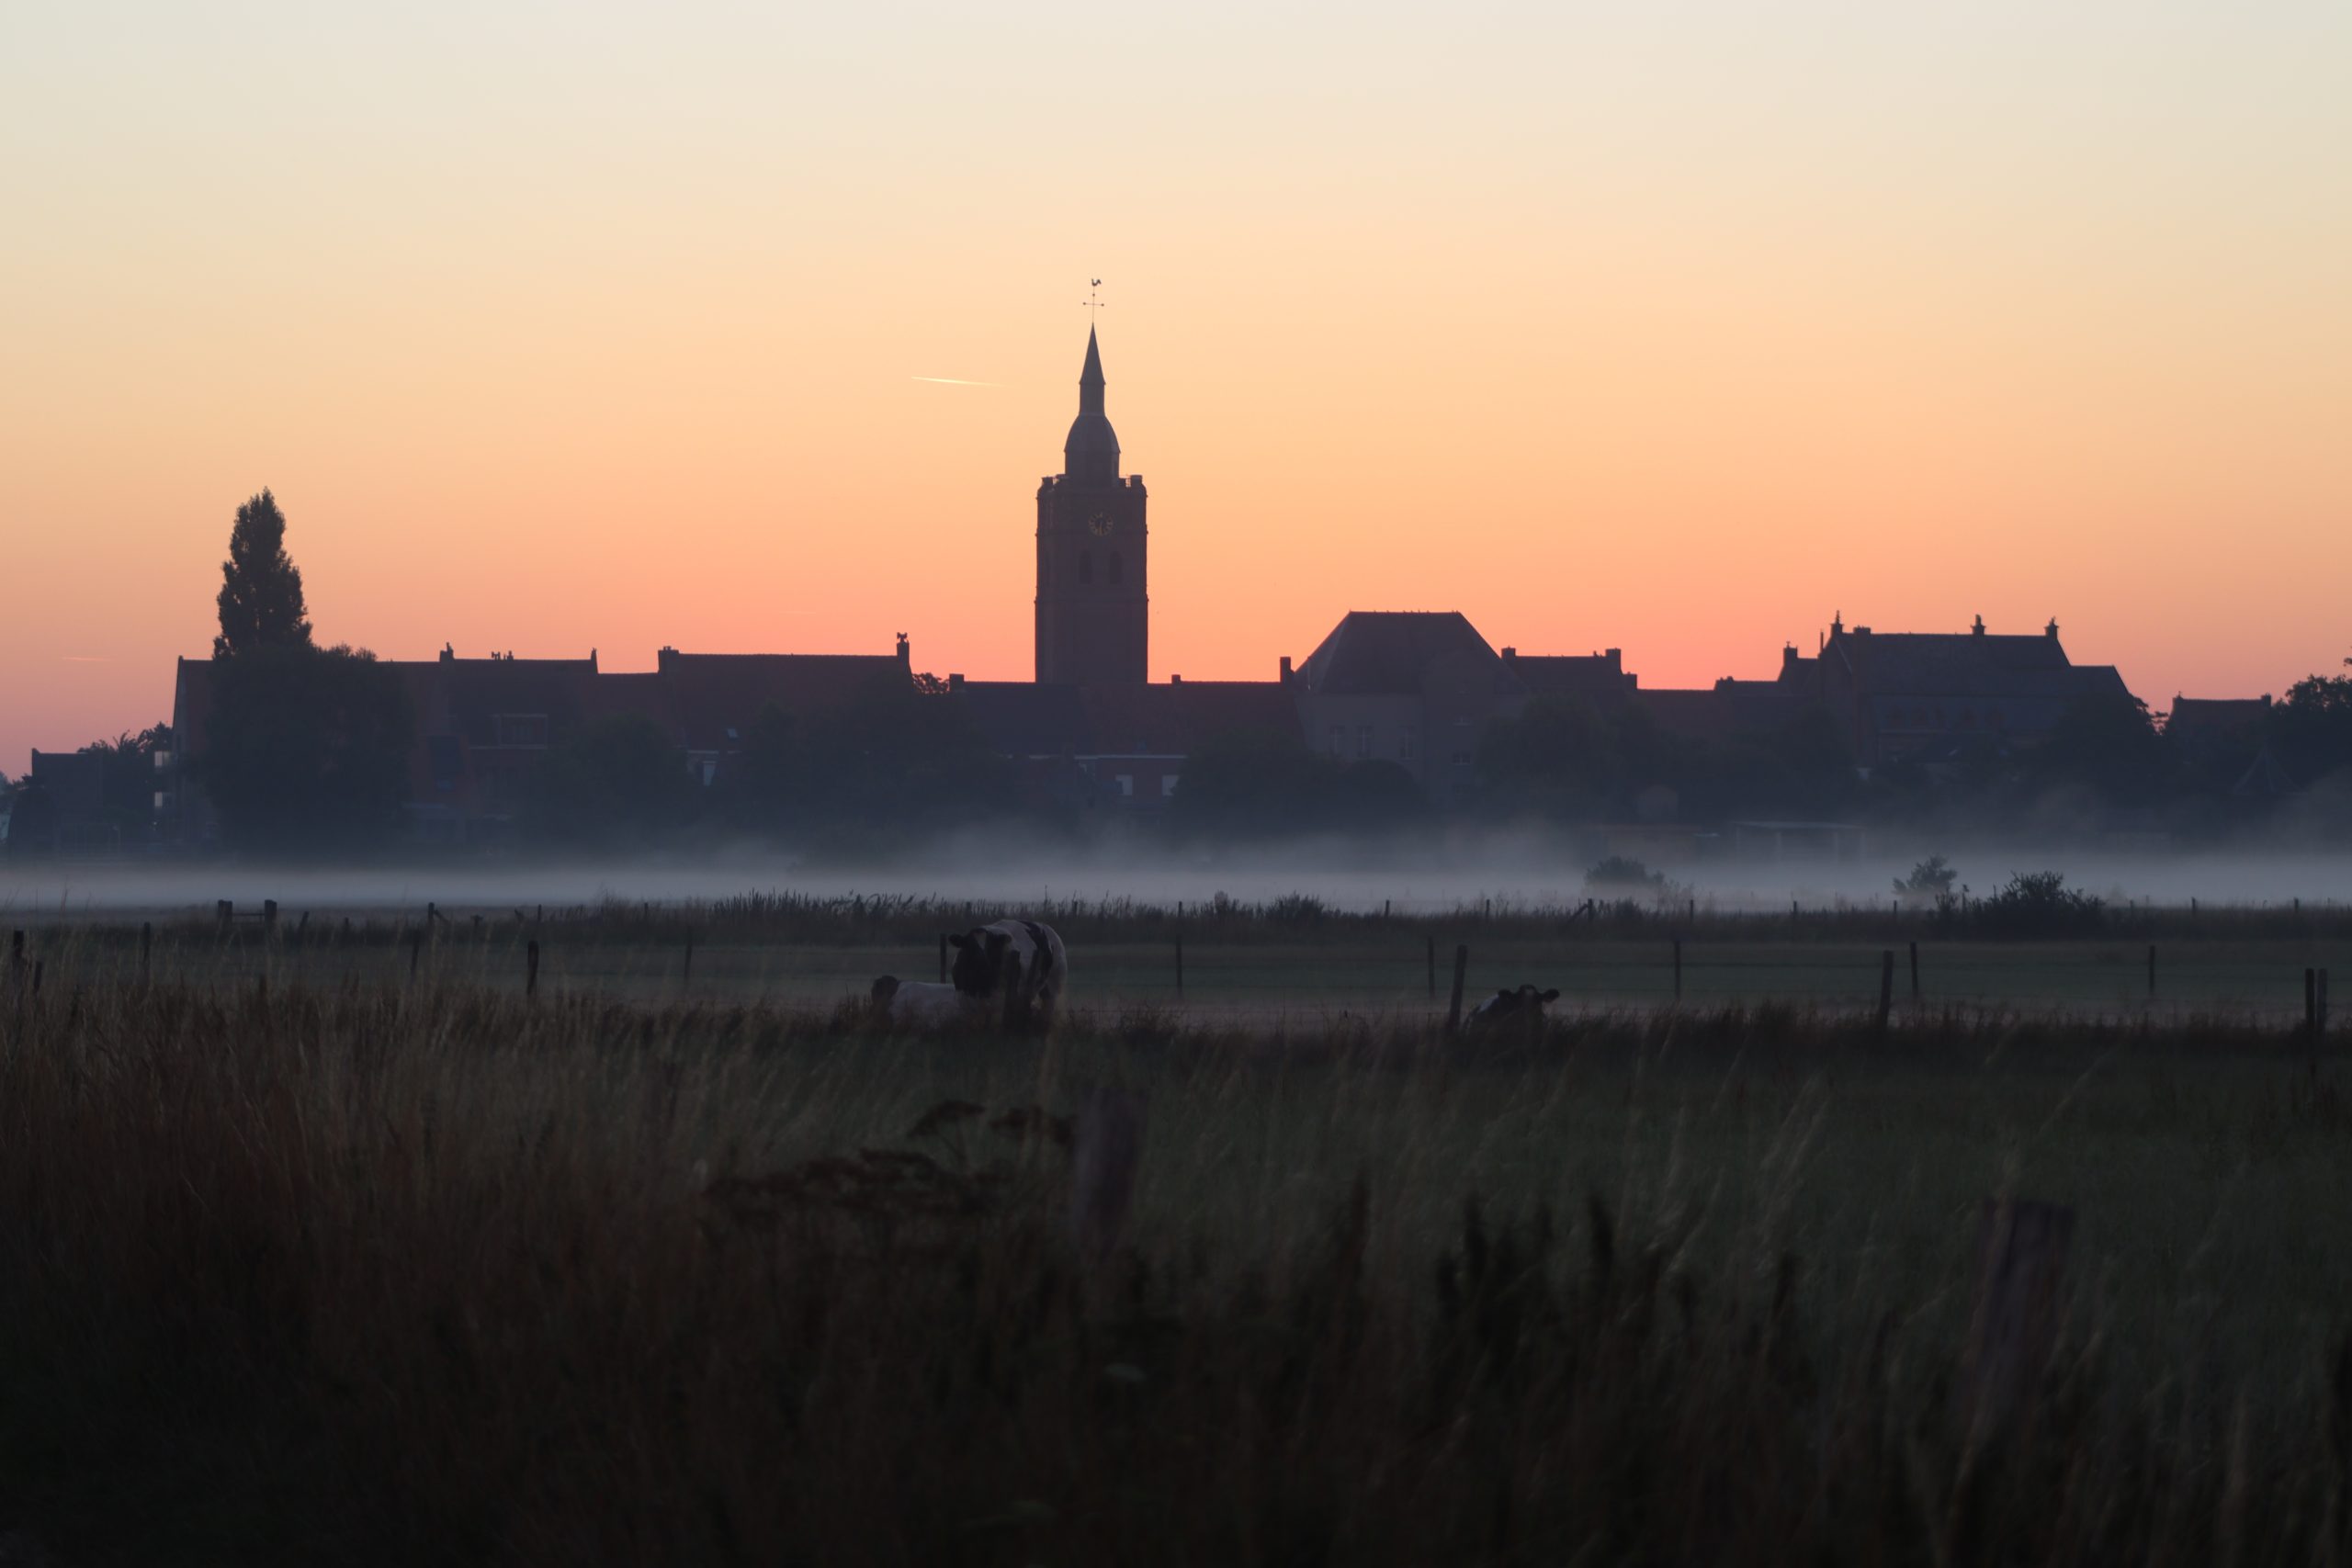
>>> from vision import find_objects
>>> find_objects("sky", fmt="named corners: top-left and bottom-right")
top-left (3, 0), bottom-right (2347, 773)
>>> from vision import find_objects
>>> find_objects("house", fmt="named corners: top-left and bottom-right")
top-left (953, 675), bottom-right (1300, 813)
top-left (1283, 611), bottom-right (1529, 807)
top-left (1781, 615), bottom-right (2132, 768)
top-left (167, 639), bottom-right (917, 844)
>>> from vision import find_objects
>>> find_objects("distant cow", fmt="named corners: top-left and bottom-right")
top-left (948, 919), bottom-right (1069, 1021)
top-left (1464, 985), bottom-right (1561, 1033)
top-left (869, 975), bottom-right (974, 1027)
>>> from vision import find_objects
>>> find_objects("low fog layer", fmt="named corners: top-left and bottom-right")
top-left (6, 832), bottom-right (2349, 919)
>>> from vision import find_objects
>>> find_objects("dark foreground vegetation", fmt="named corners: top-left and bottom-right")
top-left (6, 975), bottom-right (2352, 1562)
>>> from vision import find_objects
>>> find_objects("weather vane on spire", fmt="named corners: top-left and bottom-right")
top-left (1082, 278), bottom-right (1105, 319)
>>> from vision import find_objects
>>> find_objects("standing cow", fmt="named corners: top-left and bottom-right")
top-left (947, 919), bottom-right (1069, 1023)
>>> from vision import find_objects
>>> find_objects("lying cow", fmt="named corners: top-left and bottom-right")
top-left (1463, 984), bottom-right (1561, 1034)
top-left (947, 919), bottom-right (1068, 1022)
top-left (869, 975), bottom-right (975, 1026)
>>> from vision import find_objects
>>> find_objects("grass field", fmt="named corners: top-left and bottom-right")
top-left (3, 916), bottom-right (2352, 1561)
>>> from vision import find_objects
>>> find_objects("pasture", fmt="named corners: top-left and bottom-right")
top-left (11, 891), bottom-right (2346, 1021)
top-left (0, 900), bottom-right (2349, 1561)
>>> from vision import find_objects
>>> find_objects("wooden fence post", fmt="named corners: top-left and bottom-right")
top-left (1445, 944), bottom-right (1470, 1035)
top-left (1876, 951), bottom-right (1895, 1035)
top-left (526, 940), bottom-right (539, 1000)
top-left (262, 899), bottom-right (278, 931)
top-left (1963, 1197), bottom-right (2075, 1434)
top-left (1908, 940), bottom-right (1921, 1002)
top-left (217, 899), bottom-right (233, 933)
top-left (1070, 1088), bottom-right (1146, 1263)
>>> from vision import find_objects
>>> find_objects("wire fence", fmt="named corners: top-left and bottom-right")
top-left (6, 917), bottom-right (2342, 1030)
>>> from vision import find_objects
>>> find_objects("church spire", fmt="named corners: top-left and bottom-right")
top-left (1079, 324), bottom-right (1105, 413)
top-left (1063, 323), bottom-right (1120, 480)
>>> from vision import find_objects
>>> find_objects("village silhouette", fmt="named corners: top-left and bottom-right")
top-left (3, 324), bottom-right (2343, 861)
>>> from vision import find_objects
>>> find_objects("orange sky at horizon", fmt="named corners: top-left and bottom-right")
top-left (4, 2), bottom-right (2348, 773)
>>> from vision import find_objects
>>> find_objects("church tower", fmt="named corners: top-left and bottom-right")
top-left (1035, 326), bottom-right (1148, 684)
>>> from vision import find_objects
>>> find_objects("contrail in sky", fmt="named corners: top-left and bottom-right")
top-left (58, 655), bottom-right (108, 663)
top-left (910, 376), bottom-right (1006, 387)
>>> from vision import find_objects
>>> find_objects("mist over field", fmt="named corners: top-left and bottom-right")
top-left (6, 829), bottom-right (2348, 919)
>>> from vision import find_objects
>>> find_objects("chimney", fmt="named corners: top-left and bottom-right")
top-left (895, 632), bottom-right (910, 663)
top-left (1279, 655), bottom-right (1293, 682)
top-left (1971, 615), bottom-right (1985, 637)
top-left (657, 646), bottom-right (678, 673)
top-left (2045, 617), bottom-right (2060, 640)
top-left (588, 648), bottom-right (598, 671)
top-left (1603, 648), bottom-right (1622, 670)
top-left (947, 672), bottom-right (964, 692)
top-left (438, 643), bottom-right (454, 663)
top-left (1782, 643), bottom-right (1800, 671)
top-left (1170, 672), bottom-right (1182, 684)
top-left (1853, 626), bottom-right (1872, 637)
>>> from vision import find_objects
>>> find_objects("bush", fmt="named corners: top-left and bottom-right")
top-left (1894, 854), bottom-right (1958, 897)
top-left (1976, 871), bottom-right (2107, 937)
top-left (1585, 855), bottom-right (1665, 891)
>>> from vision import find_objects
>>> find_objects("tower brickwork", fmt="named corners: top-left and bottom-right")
top-left (1035, 326), bottom-right (1148, 685)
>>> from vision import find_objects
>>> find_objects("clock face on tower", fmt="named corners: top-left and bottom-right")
top-left (1087, 511), bottom-right (1114, 536)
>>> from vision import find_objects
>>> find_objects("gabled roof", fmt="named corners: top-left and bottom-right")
top-left (651, 651), bottom-right (910, 748)
top-left (1825, 627), bottom-right (2131, 705)
top-left (2167, 694), bottom-right (2272, 740)
top-left (435, 658), bottom-right (602, 746)
top-left (1295, 612), bottom-right (1514, 696)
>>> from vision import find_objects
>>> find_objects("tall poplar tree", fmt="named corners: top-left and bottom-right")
top-left (213, 489), bottom-right (313, 659)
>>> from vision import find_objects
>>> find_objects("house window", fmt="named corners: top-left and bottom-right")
top-left (1115, 773), bottom-right (1134, 796)
top-left (1080, 552), bottom-right (1093, 586)
top-left (1356, 724), bottom-right (1373, 759)
top-left (1328, 726), bottom-right (1345, 756)
top-left (1161, 773), bottom-right (1180, 798)
top-left (1109, 551), bottom-right (1124, 586)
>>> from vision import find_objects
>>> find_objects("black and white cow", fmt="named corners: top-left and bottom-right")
top-left (947, 919), bottom-right (1069, 1021)
top-left (869, 975), bottom-right (975, 1026)
top-left (1464, 984), bottom-right (1561, 1033)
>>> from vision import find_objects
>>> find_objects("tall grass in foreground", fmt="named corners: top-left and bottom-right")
top-left (4, 981), bottom-right (2352, 1562)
